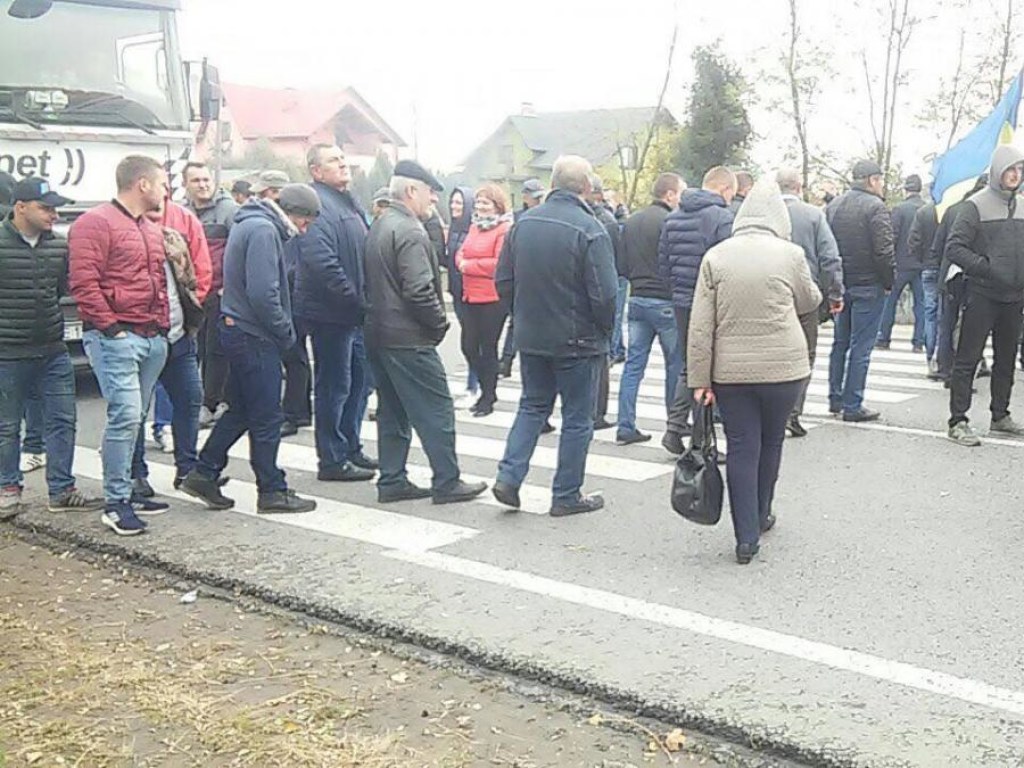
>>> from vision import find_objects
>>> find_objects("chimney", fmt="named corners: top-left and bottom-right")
top-left (520, 101), bottom-right (536, 117)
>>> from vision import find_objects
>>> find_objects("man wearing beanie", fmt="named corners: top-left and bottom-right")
top-left (181, 184), bottom-right (321, 514)
top-left (876, 173), bottom-right (927, 352)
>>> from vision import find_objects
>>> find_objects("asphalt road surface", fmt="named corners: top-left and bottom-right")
top-left (11, 320), bottom-right (1024, 767)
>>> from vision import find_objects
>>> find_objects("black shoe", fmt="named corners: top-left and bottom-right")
top-left (492, 480), bottom-right (521, 509)
top-left (540, 421), bottom-right (556, 434)
top-left (736, 542), bottom-right (760, 564)
top-left (842, 408), bottom-right (880, 423)
top-left (257, 489), bottom-right (316, 514)
top-left (661, 431), bottom-right (685, 456)
top-left (593, 418), bottom-right (615, 431)
top-left (786, 415), bottom-right (808, 438)
top-left (175, 474), bottom-right (230, 490)
top-left (432, 479), bottom-right (488, 505)
top-left (978, 361), bottom-right (991, 378)
top-left (498, 358), bottom-right (513, 379)
top-left (472, 402), bottom-right (495, 417)
top-left (828, 403), bottom-right (841, 417)
top-left (132, 477), bottom-right (155, 499)
top-left (616, 430), bottom-right (652, 446)
top-left (294, 419), bottom-right (312, 428)
top-left (760, 514), bottom-right (776, 533)
top-left (874, 340), bottom-right (890, 350)
top-left (610, 354), bottom-right (626, 366)
top-left (280, 420), bottom-right (299, 437)
top-left (912, 344), bottom-right (925, 353)
top-left (550, 494), bottom-right (604, 517)
top-left (367, 409), bottom-right (377, 422)
top-left (179, 473), bottom-right (235, 510)
top-left (378, 481), bottom-right (432, 503)
top-left (318, 463), bottom-right (375, 482)
top-left (349, 451), bottom-right (379, 470)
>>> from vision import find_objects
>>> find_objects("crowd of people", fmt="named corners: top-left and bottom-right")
top-left (1, 141), bottom-right (1022, 562)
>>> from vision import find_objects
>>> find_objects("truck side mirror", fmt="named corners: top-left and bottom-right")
top-left (199, 62), bottom-right (221, 122)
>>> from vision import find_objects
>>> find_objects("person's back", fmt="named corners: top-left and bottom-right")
top-left (826, 180), bottom-right (894, 291)
top-left (621, 202), bottom-right (672, 299)
top-left (659, 189), bottom-right (734, 309)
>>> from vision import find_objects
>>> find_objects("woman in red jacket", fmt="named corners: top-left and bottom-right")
top-left (456, 184), bottom-right (513, 416)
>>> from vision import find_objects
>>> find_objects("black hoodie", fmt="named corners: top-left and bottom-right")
top-left (445, 186), bottom-right (475, 297)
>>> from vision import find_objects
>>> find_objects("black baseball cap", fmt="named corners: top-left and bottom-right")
top-left (12, 176), bottom-right (74, 207)
top-left (851, 160), bottom-right (883, 180)
top-left (394, 159), bottom-right (444, 192)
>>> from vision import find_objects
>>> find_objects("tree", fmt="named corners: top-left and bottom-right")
top-left (674, 45), bottom-right (753, 184)
top-left (351, 151), bottom-right (395, 211)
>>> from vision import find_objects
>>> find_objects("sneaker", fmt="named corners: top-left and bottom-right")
top-left (842, 408), bottom-right (880, 423)
top-left (615, 430), bottom-right (652, 446)
top-left (198, 405), bottom-right (216, 429)
top-left (349, 451), bottom-right (380, 470)
top-left (317, 463), bottom-right (375, 482)
top-left (133, 477), bottom-right (156, 499)
top-left (179, 473), bottom-right (235, 510)
top-left (991, 415), bottom-right (1024, 436)
top-left (828, 402), bottom-right (842, 417)
top-left (213, 402), bottom-right (230, 420)
top-left (432, 479), bottom-right (488, 505)
top-left (151, 425), bottom-right (170, 453)
top-left (786, 415), bottom-right (808, 438)
top-left (948, 421), bottom-right (981, 447)
top-left (661, 431), bottom-right (685, 456)
top-left (0, 485), bottom-right (22, 520)
top-left (492, 480), bottom-right (521, 509)
top-left (760, 513), bottom-right (777, 533)
top-left (173, 474), bottom-right (229, 490)
top-left (550, 493), bottom-right (604, 517)
top-left (131, 497), bottom-right (170, 516)
top-left (540, 421), bottom-right (556, 435)
top-left (101, 501), bottom-right (147, 536)
top-left (378, 481), bottom-right (432, 503)
top-left (19, 453), bottom-right (45, 474)
top-left (593, 418), bottom-right (615, 431)
top-left (736, 542), bottom-right (760, 565)
top-left (48, 488), bottom-right (105, 512)
top-left (257, 489), bottom-right (316, 514)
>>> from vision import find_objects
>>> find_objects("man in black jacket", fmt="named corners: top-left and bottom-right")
top-left (877, 175), bottom-right (927, 351)
top-left (907, 191), bottom-right (940, 376)
top-left (587, 175), bottom-right (622, 431)
top-left (0, 178), bottom-right (103, 516)
top-left (615, 172), bottom-right (684, 445)
top-left (826, 159), bottom-right (895, 422)
top-left (492, 156), bottom-right (618, 517)
top-left (364, 160), bottom-right (486, 506)
top-left (945, 145), bottom-right (1024, 445)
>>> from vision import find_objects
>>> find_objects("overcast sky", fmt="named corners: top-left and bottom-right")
top-left (178, 0), bottom-right (1022, 181)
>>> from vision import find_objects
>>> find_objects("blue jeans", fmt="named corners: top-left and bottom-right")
top-left (921, 268), bottom-right (940, 361)
top-left (194, 322), bottom-right (288, 493)
top-left (877, 270), bottom-right (925, 347)
top-left (83, 330), bottom-right (168, 503)
top-left (616, 297), bottom-right (681, 434)
top-left (611, 277), bottom-right (628, 358)
top-left (132, 336), bottom-right (202, 481)
top-left (498, 354), bottom-right (599, 502)
top-left (22, 381), bottom-right (44, 454)
top-left (307, 321), bottom-right (366, 470)
top-left (828, 286), bottom-right (886, 414)
top-left (153, 382), bottom-right (173, 427)
top-left (0, 352), bottom-right (77, 497)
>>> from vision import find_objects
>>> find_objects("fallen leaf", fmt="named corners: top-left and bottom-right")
top-left (587, 713), bottom-right (604, 726)
top-left (390, 672), bottom-right (409, 684)
top-left (665, 728), bottom-right (686, 751)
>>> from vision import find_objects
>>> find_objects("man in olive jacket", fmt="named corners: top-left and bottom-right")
top-left (364, 160), bottom-right (486, 506)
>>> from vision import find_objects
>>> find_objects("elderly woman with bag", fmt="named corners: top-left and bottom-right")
top-left (687, 178), bottom-right (822, 564)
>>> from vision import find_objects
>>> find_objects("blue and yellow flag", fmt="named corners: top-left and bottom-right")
top-left (931, 69), bottom-right (1023, 214)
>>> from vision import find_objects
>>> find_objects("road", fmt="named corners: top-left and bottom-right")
top-left (11, 320), bottom-right (1024, 767)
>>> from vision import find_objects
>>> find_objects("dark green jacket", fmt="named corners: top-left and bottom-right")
top-left (0, 216), bottom-right (67, 359)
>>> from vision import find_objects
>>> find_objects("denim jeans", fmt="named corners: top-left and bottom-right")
top-left (132, 335), bottom-right (202, 481)
top-left (368, 346), bottom-right (460, 492)
top-left (877, 270), bottom-right (925, 347)
top-left (715, 380), bottom-right (803, 547)
top-left (610, 276), bottom-right (628, 359)
top-left (0, 352), bottom-right (77, 497)
top-left (616, 297), bottom-right (681, 434)
top-left (195, 322), bottom-right (288, 493)
top-left (153, 382), bottom-right (173, 427)
top-left (921, 268), bottom-right (940, 361)
top-left (498, 354), bottom-right (600, 502)
top-left (83, 330), bottom-right (168, 503)
top-left (22, 381), bottom-right (44, 454)
top-left (307, 321), bottom-right (366, 471)
top-left (199, 293), bottom-right (230, 410)
top-left (828, 286), bottom-right (886, 414)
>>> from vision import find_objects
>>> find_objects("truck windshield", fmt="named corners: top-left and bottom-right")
top-left (0, 1), bottom-right (188, 131)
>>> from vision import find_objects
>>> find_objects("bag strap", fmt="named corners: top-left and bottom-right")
top-left (700, 402), bottom-right (718, 454)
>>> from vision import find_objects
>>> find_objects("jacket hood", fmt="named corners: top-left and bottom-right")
top-left (193, 187), bottom-right (235, 212)
top-left (988, 144), bottom-right (1024, 193)
top-left (449, 186), bottom-right (475, 233)
top-left (234, 198), bottom-right (297, 240)
top-left (733, 179), bottom-right (792, 240)
top-left (680, 188), bottom-right (727, 213)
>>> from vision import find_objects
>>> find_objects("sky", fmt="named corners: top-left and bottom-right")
top-left (177, 0), bottom-right (1023, 182)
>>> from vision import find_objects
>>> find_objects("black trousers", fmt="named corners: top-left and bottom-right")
top-left (281, 330), bottom-right (312, 424)
top-left (948, 289), bottom-right (1023, 426)
top-left (460, 301), bottom-right (508, 406)
top-left (198, 293), bottom-right (230, 410)
top-left (666, 306), bottom-right (693, 434)
top-left (593, 357), bottom-right (610, 420)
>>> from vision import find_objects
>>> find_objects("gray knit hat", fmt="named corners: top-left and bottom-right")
top-left (277, 183), bottom-right (321, 217)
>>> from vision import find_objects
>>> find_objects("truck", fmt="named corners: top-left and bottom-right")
top-left (1, 0), bottom-right (219, 367)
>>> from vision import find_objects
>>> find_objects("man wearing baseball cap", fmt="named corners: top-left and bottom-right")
top-left (1, 178), bottom-right (104, 516)
top-left (251, 170), bottom-right (289, 201)
top-left (180, 183), bottom-right (321, 514)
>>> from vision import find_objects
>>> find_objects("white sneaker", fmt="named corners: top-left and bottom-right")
top-left (20, 453), bottom-right (46, 473)
top-left (454, 391), bottom-right (479, 411)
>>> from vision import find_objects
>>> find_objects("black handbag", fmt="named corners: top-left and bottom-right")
top-left (670, 404), bottom-right (724, 525)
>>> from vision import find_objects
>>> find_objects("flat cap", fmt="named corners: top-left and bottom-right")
top-left (277, 183), bottom-right (321, 218)
top-left (251, 170), bottom-right (289, 194)
top-left (394, 159), bottom-right (444, 192)
top-left (852, 159), bottom-right (883, 180)
top-left (372, 186), bottom-right (391, 204)
top-left (903, 174), bottom-right (922, 192)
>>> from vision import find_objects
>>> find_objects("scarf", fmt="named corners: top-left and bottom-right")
top-left (162, 227), bottom-right (204, 336)
top-left (472, 211), bottom-right (514, 231)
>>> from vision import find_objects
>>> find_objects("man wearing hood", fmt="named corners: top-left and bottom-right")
top-left (658, 166), bottom-right (736, 454)
top-left (826, 159), bottom-right (895, 423)
top-left (945, 145), bottom-right (1024, 446)
top-left (180, 184), bottom-right (321, 514)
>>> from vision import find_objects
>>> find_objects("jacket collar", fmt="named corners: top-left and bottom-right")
top-left (111, 198), bottom-right (145, 221)
top-left (652, 200), bottom-right (672, 212)
top-left (2, 215), bottom-right (55, 246)
top-left (388, 200), bottom-right (425, 223)
top-left (547, 188), bottom-right (592, 212)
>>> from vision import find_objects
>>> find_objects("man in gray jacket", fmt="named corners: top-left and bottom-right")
top-left (777, 169), bottom-right (844, 436)
top-left (364, 160), bottom-right (486, 505)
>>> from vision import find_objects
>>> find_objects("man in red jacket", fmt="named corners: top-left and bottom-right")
top-left (69, 155), bottom-right (171, 536)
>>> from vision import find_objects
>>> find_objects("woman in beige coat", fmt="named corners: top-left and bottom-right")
top-left (687, 179), bottom-right (822, 564)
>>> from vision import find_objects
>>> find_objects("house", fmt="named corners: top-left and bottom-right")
top-left (202, 83), bottom-right (406, 174)
top-left (458, 105), bottom-right (677, 206)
